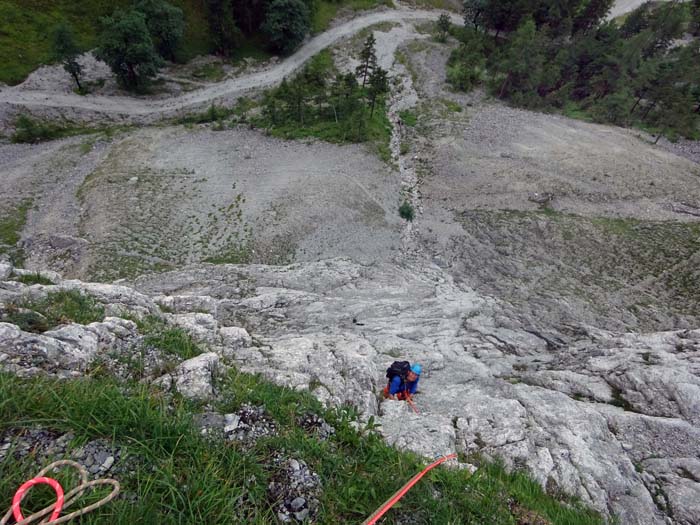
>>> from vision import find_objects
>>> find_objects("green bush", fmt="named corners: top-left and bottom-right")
top-left (399, 201), bottom-right (415, 221)
top-left (11, 115), bottom-right (62, 144)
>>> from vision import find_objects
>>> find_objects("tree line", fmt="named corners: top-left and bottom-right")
top-left (450, 0), bottom-right (700, 140)
top-left (52, 0), bottom-right (320, 92)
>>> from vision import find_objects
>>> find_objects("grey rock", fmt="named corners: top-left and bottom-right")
top-left (0, 263), bottom-right (13, 280)
top-left (294, 508), bottom-right (309, 521)
top-left (156, 352), bottom-right (220, 400)
top-left (168, 312), bottom-right (220, 344)
top-left (290, 497), bottom-right (306, 511)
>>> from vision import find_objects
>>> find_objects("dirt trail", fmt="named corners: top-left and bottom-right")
top-left (0, 9), bottom-right (460, 122)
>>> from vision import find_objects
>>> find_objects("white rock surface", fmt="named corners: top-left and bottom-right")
top-left (156, 352), bottom-right (220, 400)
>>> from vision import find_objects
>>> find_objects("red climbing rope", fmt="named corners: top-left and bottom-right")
top-left (361, 453), bottom-right (458, 525)
top-left (406, 396), bottom-right (420, 415)
top-left (12, 477), bottom-right (64, 523)
top-left (1, 460), bottom-right (120, 525)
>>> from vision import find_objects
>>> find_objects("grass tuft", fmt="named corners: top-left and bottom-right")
top-left (13, 272), bottom-right (54, 286)
top-left (137, 315), bottom-right (203, 360)
top-left (6, 290), bottom-right (105, 333)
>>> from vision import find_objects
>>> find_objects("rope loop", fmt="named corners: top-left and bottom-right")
top-left (1, 460), bottom-right (120, 525)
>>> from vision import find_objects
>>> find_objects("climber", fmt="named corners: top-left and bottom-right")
top-left (383, 362), bottom-right (421, 401)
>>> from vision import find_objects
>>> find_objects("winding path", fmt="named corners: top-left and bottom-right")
top-left (0, 0), bottom-right (664, 121)
top-left (0, 8), bottom-right (459, 120)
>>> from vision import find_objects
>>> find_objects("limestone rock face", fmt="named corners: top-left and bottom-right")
top-left (155, 352), bottom-right (221, 400)
top-left (0, 318), bottom-right (139, 376)
top-left (130, 259), bottom-right (700, 525)
top-left (2, 258), bottom-right (699, 524)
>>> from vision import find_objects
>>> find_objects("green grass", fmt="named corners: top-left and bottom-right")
top-left (10, 115), bottom-right (127, 144)
top-left (312, 0), bottom-right (394, 33)
top-left (440, 98), bottom-right (463, 112)
top-left (0, 200), bottom-right (31, 250)
top-left (6, 289), bottom-right (105, 333)
top-left (399, 109), bottom-right (418, 127)
top-left (12, 272), bottom-right (55, 285)
top-left (0, 199), bottom-right (32, 266)
top-left (137, 315), bottom-right (203, 360)
top-left (0, 369), bottom-right (603, 524)
top-left (191, 62), bottom-right (227, 82)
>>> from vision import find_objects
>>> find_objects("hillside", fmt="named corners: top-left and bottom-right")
top-left (0, 0), bottom-right (391, 85)
top-left (1, 1), bottom-right (699, 523)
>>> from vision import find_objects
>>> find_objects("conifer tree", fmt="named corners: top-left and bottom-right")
top-left (367, 66), bottom-right (388, 116)
top-left (135, 0), bottom-right (185, 61)
top-left (437, 14), bottom-right (451, 42)
top-left (356, 34), bottom-right (377, 88)
top-left (206, 0), bottom-right (240, 56)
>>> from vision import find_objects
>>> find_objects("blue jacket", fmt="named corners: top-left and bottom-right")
top-left (388, 375), bottom-right (419, 395)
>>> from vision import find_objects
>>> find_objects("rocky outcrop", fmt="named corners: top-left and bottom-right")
top-left (1, 258), bottom-right (699, 524)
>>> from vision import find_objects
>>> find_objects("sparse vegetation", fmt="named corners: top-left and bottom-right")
top-left (399, 109), bottom-right (418, 127)
top-left (12, 272), bottom-right (55, 286)
top-left (5, 290), bottom-right (105, 333)
top-left (0, 199), bottom-right (31, 265)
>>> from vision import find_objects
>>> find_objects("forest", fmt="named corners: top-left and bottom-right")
top-left (450, 0), bottom-right (700, 140)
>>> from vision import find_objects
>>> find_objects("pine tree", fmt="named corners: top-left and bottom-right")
top-left (206, 0), bottom-right (240, 56)
top-left (692, 0), bottom-right (700, 36)
top-left (262, 0), bottom-right (310, 55)
top-left (355, 34), bottom-right (377, 88)
top-left (135, 0), bottom-right (185, 61)
top-left (490, 18), bottom-right (546, 106)
top-left (572, 0), bottom-right (615, 35)
top-left (463, 0), bottom-right (488, 30)
top-left (367, 66), bottom-right (388, 117)
top-left (96, 9), bottom-right (163, 90)
top-left (52, 23), bottom-right (83, 91)
top-left (437, 14), bottom-right (451, 42)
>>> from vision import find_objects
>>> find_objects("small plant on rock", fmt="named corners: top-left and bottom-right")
top-left (399, 201), bottom-right (415, 221)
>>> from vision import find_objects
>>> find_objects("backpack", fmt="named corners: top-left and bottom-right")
top-left (386, 361), bottom-right (411, 385)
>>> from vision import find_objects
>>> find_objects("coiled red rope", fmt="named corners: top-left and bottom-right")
top-left (362, 453), bottom-right (458, 525)
top-left (1, 460), bottom-right (119, 525)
